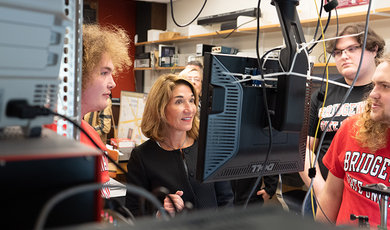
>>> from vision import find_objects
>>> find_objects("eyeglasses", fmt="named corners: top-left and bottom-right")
top-left (332, 45), bottom-right (361, 58)
top-left (186, 76), bottom-right (201, 83)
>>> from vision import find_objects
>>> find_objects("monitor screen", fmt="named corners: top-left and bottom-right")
top-left (196, 53), bottom-right (309, 183)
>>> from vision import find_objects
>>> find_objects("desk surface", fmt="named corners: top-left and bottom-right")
top-left (0, 127), bottom-right (100, 161)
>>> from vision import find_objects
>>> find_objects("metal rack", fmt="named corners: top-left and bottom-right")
top-left (56, 0), bottom-right (83, 139)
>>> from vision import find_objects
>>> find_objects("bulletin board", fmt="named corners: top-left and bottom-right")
top-left (118, 91), bottom-right (148, 146)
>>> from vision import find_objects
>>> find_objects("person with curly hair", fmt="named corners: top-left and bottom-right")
top-left (316, 55), bottom-right (390, 228)
top-left (81, 24), bottom-right (131, 198)
top-left (299, 23), bottom-right (385, 217)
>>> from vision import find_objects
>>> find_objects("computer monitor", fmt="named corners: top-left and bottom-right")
top-left (196, 0), bottom-right (311, 183)
top-left (196, 53), bottom-right (310, 183)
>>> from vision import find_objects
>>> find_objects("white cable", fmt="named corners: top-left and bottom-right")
top-left (34, 183), bottom-right (169, 230)
top-left (224, 31), bottom-right (362, 88)
top-left (261, 72), bottom-right (349, 88)
top-left (262, 46), bottom-right (284, 71)
top-left (302, 43), bottom-right (312, 77)
top-left (305, 31), bottom-right (365, 46)
top-left (227, 71), bottom-right (349, 88)
top-left (287, 32), bottom-right (364, 78)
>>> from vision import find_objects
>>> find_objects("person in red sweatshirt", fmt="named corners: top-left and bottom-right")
top-left (81, 24), bottom-right (131, 198)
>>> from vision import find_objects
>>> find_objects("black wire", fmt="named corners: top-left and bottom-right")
top-left (308, 10), bottom-right (332, 53)
top-left (312, 0), bottom-right (372, 223)
top-left (105, 198), bottom-right (135, 222)
top-left (153, 187), bottom-right (179, 215)
top-left (215, 18), bottom-right (257, 39)
top-left (243, 0), bottom-right (274, 209)
top-left (260, 47), bottom-right (282, 67)
top-left (311, 0), bottom-right (325, 41)
top-left (170, 0), bottom-right (207, 27)
top-left (317, 38), bottom-right (336, 98)
top-left (49, 110), bottom-right (129, 177)
top-left (302, 8), bottom-right (338, 224)
top-left (301, 6), bottom-right (338, 223)
top-left (49, 109), bottom-right (179, 218)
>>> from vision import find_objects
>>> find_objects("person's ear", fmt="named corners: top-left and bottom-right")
top-left (373, 45), bottom-right (379, 56)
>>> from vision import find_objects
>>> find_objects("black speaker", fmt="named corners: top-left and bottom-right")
top-left (136, 2), bottom-right (167, 43)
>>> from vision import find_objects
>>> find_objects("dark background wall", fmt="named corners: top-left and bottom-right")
top-left (84, 0), bottom-right (137, 99)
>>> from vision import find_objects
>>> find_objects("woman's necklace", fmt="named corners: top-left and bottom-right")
top-left (163, 136), bottom-right (187, 153)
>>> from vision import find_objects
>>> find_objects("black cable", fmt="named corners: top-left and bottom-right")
top-left (52, 110), bottom-right (183, 217)
top-left (243, 0), bottom-right (274, 209)
top-left (301, 4), bottom-right (338, 221)
top-left (34, 183), bottom-right (169, 230)
top-left (308, 10), bottom-right (332, 53)
top-left (153, 187), bottom-right (179, 215)
top-left (170, 0), bottom-right (207, 27)
top-left (49, 110), bottom-right (183, 217)
top-left (215, 18), bottom-right (256, 39)
top-left (48, 110), bottom-right (129, 177)
top-left (6, 101), bottom-right (178, 218)
top-left (104, 198), bottom-right (135, 222)
top-left (308, 1), bottom-right (339, 54)
top-left (260, 47), bottom-right (282, 67)
top-left (311, 0), bottom-right (372, 223)
top-left (311, 0), bottom-right (325, 42)
top-left (301, 7), bottom-right (339, 223)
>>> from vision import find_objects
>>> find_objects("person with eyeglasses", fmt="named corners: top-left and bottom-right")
top-left (299, 23), bottom-right (385, 218)
top-left (179, 60), bottom-right (203, 97)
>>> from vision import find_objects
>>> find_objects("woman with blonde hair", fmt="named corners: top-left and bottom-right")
top-left (125, 74), bottom-right (233, 217)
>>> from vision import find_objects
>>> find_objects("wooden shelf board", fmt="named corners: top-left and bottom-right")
top-left (314, 62), bottom-right (336, 67)
top-left (135, 7), bottom-right (390, 46)
top-left (134, 66), bottom-right (185, 71)
top-left (134, 64), bottom-right (334, 71)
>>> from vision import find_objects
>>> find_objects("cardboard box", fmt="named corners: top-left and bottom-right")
top-left (159, 31), bottom-right (181, 40)
top-left (147, 29), bottom-right (163, 41)
top-left (135, 59), bottom-right (150, 68)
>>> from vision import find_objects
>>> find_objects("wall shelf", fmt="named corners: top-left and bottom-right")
top-left (134, 63), bottom-right (334, 71)
top-left (314, 63), bottom-right (336, 67)
top-left (134, 66), bottom-right (185, 71)
top-left (135, 7), bottom-right (390, 46)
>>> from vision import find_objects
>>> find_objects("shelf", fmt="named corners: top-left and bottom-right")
top-left (314, 62), bottom-right (336, 67)
top-left (135, 7), bottom-right (390, 46)
top-left (134, 63), bottom-right (334, 72)
top-left (134, 66), bottom-right (185, 71)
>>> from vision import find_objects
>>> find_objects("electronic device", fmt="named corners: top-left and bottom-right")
top-left (197, 8), bottom-right (258, 25)
top-left (211, 46), bottom-right (238, 55)
top-left (158, 44), bottom-right (176, 67)
top-left (196, 44), bottom-right (214, 56)
top-left (197, 0), bottom-right (310, 183)
top-left (0, 0), bottom-right (68, 137)
top-left (135, 53), bottom-right (151, 68)
top-left (196, 53), bottom-right (309, 182)
top-left (0, 128), bottom-right (101, 229)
